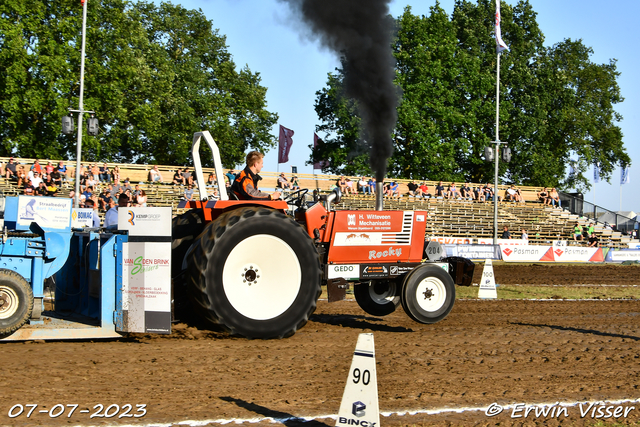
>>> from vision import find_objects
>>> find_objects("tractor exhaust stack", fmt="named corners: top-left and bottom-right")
top-left (376, 182), bottom-right (384, 211)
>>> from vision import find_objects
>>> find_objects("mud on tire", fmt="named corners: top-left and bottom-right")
top-left (185, 207), bottom-right (322, 339)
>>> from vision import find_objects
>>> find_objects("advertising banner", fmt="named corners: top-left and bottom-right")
top-left (478, 238), bottom-right (528, 246)
top-left (430, 236), bottom-right (474, 245)
top-left (551, 246), bottom-right (604, 262)
top-left (71, 208), bottom-right (94, 228)
top-left (606, 249), bottom-right (640, 262)
top-left (443, 244), bottom-right (502, 260)
top-left (17, 196), bottom-right (72, 230)
top-left (118, 207), bottom-right (172, 236)
top-left (500, 245), bottom-right (555, 262)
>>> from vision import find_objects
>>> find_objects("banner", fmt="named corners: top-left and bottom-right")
top-left (495, 0), bottom-right (509, 53)
top-left (594, 163), bottom-right (601, 183)
top-left (621, 166), bottom-right (630, 184)
top-left (477, 238), bottom-right (528, 246)
top-left (443, 244), bottom-right (501, 260)
top-left (606, 249), bottom-right (640, 262)
top-left (279, 125), bottom-right (294, 164)
top-left (313, 133), bottom-right (329, 170)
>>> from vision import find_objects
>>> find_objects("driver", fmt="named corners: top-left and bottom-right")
top-left (231, 151), bottom-right (281, 201)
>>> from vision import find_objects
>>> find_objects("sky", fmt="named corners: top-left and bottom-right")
top-left (151, 0), bottom-right (639, 214)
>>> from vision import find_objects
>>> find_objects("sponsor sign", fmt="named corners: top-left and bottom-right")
top-left (328, 264), bottom-right (360, 279)
top-left (118, 207), bottom-right (172, 236)
top-left (431, 236), bottom-right (474, 245)
top-left (443, 244), bottom-right (502, 260)
top-left (336, 211), bottom-right (404, 232)
top-left (17, 196), bottom-right (71, 230)
top-left (389, 265), bottom-right (415, 276)
top-left (121, 242), bottom-right (172, 333)
top-left (360, 264), bottom-right (389, 279)
top-left (552, 246), bottom-right (603, 262)
top-left (71, 208), bottom-right (94, 228)
top-left (606, 249), bottom-right (640, 262)
top-left (628, 243), bottom-right (640, 250)
top-left (501, 245), bottom-right (554, 262)
top-left (334, 232), bottom-right (382, 246)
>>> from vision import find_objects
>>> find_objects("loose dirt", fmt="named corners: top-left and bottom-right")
top-left (2, 264), bottom-right (640, 427)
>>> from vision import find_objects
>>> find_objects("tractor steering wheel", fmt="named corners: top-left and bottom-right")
top-left (283, 189), bottom-right (309, 207)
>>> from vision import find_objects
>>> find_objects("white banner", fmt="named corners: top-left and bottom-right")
top-left (500, 245), bottom-right (553, 262)
top-left (552, 246), bottom-right (601, 262)
top-left (17, 196), bottom-right (72, 230)
top-left (117, 207), bottom-right (172, 236)
top-left (478, 238), bottom-right (528, 246)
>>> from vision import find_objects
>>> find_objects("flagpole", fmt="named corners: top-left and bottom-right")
top-left (493, 51), bottom-right (501, 245)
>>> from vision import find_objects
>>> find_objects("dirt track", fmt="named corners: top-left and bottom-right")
top-left (2, 264), bottom-right (640, 427)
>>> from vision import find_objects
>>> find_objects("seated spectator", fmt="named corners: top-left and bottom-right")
top-left (99, 163), bottom-right (111, 183)
top-left (547, 188), bottom-right (561, 208)
top-left (82, 185), bottom-right (94, 200)
top-left (435, 181), bottom-right (445, 198)
top-left (149, 165), bottom-right (163, 183)
top-left (184, 184), bottom-right (195, 201)
top-left (182, 168), bottom-right (193, 186)
top-left (407, 180), bottom-right (419, 197)
top-left (461, 183), bottom-right (474, 200)
top-left (4, 157), bottom-right (17, 180)
top-left (345, 178), bottom-right (354, 195)
top-left (474, 185), bottom-right (485, 202)
top-left (337, 176), bottom-right (348, 194)
top-left (16, 165), bottom-right (26, 187)
top-left (99, 190), bottom-right (112, 211)
top-left (225, 170), bottom-right (236, 188)
top-left (172, 169), bottom-right (185, 186)
top-left (83, 198), bottom-right (101, 228)
top-left (46, 181), bottom-right (58, 197)
top-left (122, 178), bottom-right (133, 193)
top-left (588, 232), bottom-right (600, 247)
top-left (277, 173), bottom-right (291, 190)
top-left (111, 178), bottom-right (123, 195)
top-left (537, 187), bottom-right (548, 204)
top-left (30, 171), bottom-right (43, 188)
top-left (136, 189), bottom-right (147, 207)
top-left (56, 161), bottom-right (68, 181)
top-left (572, 222), bottom-right (583, 241)
top-left (447, 182), bottom-right (460, 200)
top-left (111, 165), bottom-right (120, 182)
top-left (35, 182), bottom-right (48, 196)
top-left (50, 168), bottom-right (62, 187)
top-left (505, 185), bottom-right (521, 202)
top-left (368, 177), bottom-right (376, 195)
top-left (91, 163), bottom-right (100, 182)
top-left (45, 161), bottom-right (54, 175)
top-left (291, 175), bottom-right (300, 190)
top-left (483, 183), bottom-right (495, 201)
top-left (521, 228), bottom-right (528, 241)
top-left (385, 181), bottom-right (400, 198)
top-left (418, 182), bottom-right (431, 198)
top-left (501, 225), bottom-right (511, 239)
top-left (31, 159), bottom-right (42, 175)
top-left (23, 179), bottom-right (35, 196)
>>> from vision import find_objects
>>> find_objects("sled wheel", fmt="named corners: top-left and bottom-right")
top-left (401, 264), bottom-right (455, 324)
top-left (171, 209), bottom-right (206, 279)
top-left (0, 269), bottom-right (33, 336)
top-left (186, 207), bottom-right (322, 339)
top-left (354, 280), bottom-right (400, 316)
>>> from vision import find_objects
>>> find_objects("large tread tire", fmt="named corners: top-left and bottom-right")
top-left (186, 207), bottom-right (321, 339)
top-left (354, 280), bottom-right (400, 317)
top-left (171, 209), bottom-right (206, 279)
top-left (0, 269), bottom-right (33, 336)
top-left (401, 264), bottom-right (455, 324)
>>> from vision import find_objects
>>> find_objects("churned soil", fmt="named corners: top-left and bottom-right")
top-left (1, 264), bottom-right (640, 427)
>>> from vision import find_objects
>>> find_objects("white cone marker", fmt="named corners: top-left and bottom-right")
top-left (478, 259), bottom-right (498, 299)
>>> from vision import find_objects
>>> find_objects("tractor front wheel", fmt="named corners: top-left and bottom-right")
top-left (0, 269), bottom-right (33, 336)
top-left (186, 207), bottom-right (321, 339)
top-left (354, 280), bottom-right (400, 316)
top-left (401, 264), bottom-right (455, 324)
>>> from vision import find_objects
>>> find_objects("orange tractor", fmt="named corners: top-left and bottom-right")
top-left (172, 131), bottom-right (474, 339)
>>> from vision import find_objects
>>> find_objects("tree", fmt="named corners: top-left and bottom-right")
top-left (0, 0), bottom-right (277, 167)
top-left (311, 1), bottom-right (629, 190)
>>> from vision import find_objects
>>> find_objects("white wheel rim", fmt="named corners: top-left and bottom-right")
top-left (222, 234), bottom-right (302, 320)
top-left (414, 276), bottom-right (447, 312)
top-left (368, 282), bottom-right (397, 305)
top-left (0, 286), bottom-right (19, 320)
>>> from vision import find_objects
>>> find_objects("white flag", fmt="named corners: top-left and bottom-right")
top-left (594, 163), bottom-right (601, 183)
top-left (621, 166), bottom-right (630, 185)
top-left (495, 0), bottom-right (509, 53)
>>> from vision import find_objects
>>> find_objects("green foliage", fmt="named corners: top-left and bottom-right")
top-left (311, 0), bottom-right (629, 190)
top-left (0, 0), bottom-right (277, 167)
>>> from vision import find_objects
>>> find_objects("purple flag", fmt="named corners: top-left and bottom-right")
top-left (495, 0), bottom-right (509, 53)
top-left (313, 133), bottom-right (329, 170)
top-left (278, 125), bottom-right (294, 164)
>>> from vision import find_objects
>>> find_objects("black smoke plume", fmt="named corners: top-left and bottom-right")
top-left (279, 0), bottom-right (399, 182)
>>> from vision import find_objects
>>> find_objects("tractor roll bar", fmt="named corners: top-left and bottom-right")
top-left (191, 131), bottom-right (229, 201)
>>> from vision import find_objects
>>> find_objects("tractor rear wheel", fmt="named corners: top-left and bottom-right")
top-left (186, 207), bottom-right (321, 339)
top-left (0, 269), bottom-right (33, 336)
top-left (354, 280), bottom-right (400, 316)
top-left (171, 209), bottom-right (206, 279)
top-left (401, 264), bottom-right (455, 324)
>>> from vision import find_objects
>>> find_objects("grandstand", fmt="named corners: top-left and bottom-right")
top-left (0, 157), bottom-right (636, 248)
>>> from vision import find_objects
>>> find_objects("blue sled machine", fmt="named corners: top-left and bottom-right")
top-left (0, 196), bottom-right (172, 341)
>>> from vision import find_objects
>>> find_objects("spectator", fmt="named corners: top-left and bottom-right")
top-left (483, 183), bottom-right (496, 201)
top-left (30, 171), bottom-right (43, 188)
top-left (35, 182), bottom-right (48, 196)
top-left (447, 182), bottom-right (460, 200)
top-left (182, 168), bottom-right (193, 186)
top-left (122, 178), bottom-right (133, 193)
top-left (31, 159), bottom-right (42, 175)
top-left (337, 176), bottom-right (348, 194)
top-left (84, 198), bottom-right (101, 228)
top-left (368, 177), bottom-right (376, 195)
top-left (45, 161), bottom-right (54, 175)
top-left (56, 161), bottom-right (68, 181)
top-left (111, 178), bottom-right (123, 195)
top-left (501, 225), bottom-right (511, 239)
top-left (111, 165), bottom-right (121, 182)
top-left (588, 232), bottom-right (600, 247)
top-left (99, 163), bottom-right (111, 183)
top-left (572, 222), bottom-right (583, 241)
top-left (537, 187), bottom-right (549, 204)
top-left (547, 188), bottom-right (561, 208)
top-left (104, 193), bottom-right (129, 229)
top-left (136, 189), bottom-right (147, 207)
top-left (345, 178), bottom-right (354, 195)
top-left (16, 165), bottom-right (26, 187)
top-left (505, 185), bottom-right (521, 202)
top-left (149, 165), bottom-right (163, 183)
top-left (23, 179), bottom-right (35, 196)
top-left (184, 184), bottom-right (195, 201)
top-left (225, 170), bottom-right (236, 187)
top-left (291, 175), bottom-right (300, 190)
top-left (4, 157), bottom-right (17, 180)
top-left (418, 182), bottom-right (431, 198)
top-left (461, 183), bottom-right (474, 200)
top-left (474, 185), bottom-right (485, 202)
top-left (521, 228), bottom-right (528, 241)
top-left (173, 168), bottom-right (185, 185)
top-left (435, 181), bottom-right (445, 198)
top-left (407, 180), bottom-right (419, 197)
top-left (50, 168), bottom-right (62, 187)
top-left (277, 173), bottom-right (292, 190)
top-left (358, 177), bottom-right (369, 194)
top-left (207, 173), bottom-right (216, 187)
top-left (83, 185), bottom-right (94, 200)
top-left (386, 181), bottom-right (400, 198)
top-left (91, 163), bottom-right (100, 182)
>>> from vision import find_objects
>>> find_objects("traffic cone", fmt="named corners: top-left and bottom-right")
top-left (478, 259), bottom-right (498, 299)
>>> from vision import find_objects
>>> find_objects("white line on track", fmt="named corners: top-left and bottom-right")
top-left (75, 398), bottom-right (640, 426)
